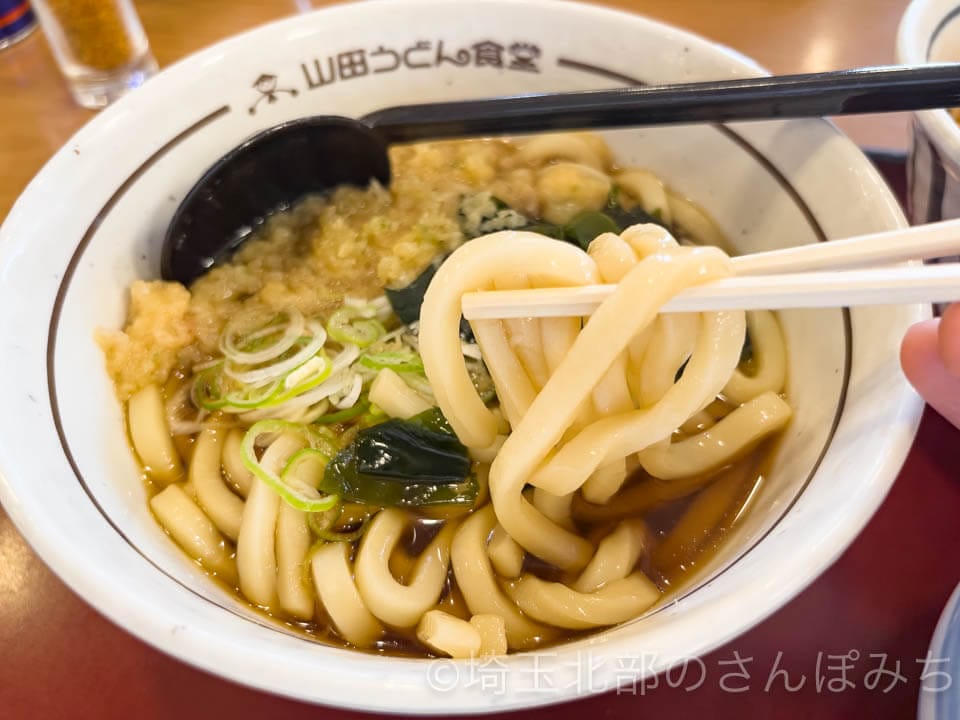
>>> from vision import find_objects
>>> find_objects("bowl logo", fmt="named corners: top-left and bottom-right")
top-left (246, 37), bottom-right (544, 115)
top-left (248, 73), bottom-right (299, 115)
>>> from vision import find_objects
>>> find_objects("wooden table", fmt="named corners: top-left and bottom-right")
top-left (3, 1), bottom-right (956, 719)
top-left (0, 0), bottom-right (916, 221)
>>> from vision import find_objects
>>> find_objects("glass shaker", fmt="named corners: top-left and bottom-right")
top-left (30, 0), bottom-right (157, 109)
top-left (0, 1), bottom-right (37, 50)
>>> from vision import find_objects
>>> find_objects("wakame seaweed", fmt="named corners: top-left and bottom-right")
top-left (385, 260), bottom-right (473, 339)
top-left (489, 187), bottom-right (672, 250)
top-left (385, 260), bottom-right (441, 326)
top-left (320, 408), bottom-right (476, 507)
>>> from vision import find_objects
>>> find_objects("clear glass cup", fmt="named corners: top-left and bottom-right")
top-left (30, 0), bottom-right (157, 109)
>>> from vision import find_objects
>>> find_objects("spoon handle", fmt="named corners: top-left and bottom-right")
top-left (364, 64), bottom-right (960, 143)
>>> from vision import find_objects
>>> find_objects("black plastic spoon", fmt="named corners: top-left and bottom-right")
top-left (162, 63), bottom-right (960, 285)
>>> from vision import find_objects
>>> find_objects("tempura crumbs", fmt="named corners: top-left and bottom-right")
top-left (96, 280), bottom-right (195, 400)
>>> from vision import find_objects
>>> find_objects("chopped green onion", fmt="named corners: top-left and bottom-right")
top-left (359, 349), bottom-right (425, 375)
top-left (398, 371), bottom-right (436, 401)
top-left (308, 502), bottom-right (342, 534)
top-left (240, 421), bottom-right (340, 512)
top-left (192, 356), bottom-right (336, 415)
top-left (304, 424), bottom-right (341, 459)
top-left (357, 403), bottom-right (388, 429)
top-left (221, 308), bottom-right (306, 365)
top-left (343, 295), bottom-right (391, 322)
top-left (330, 373), bottom-right (364, 410)
top-left (281, 447), bottom-right (330, 490)
top-left (224, 321), bottom-right (327, 386)
top-left (271, 351), bottom-right (332, 404)
top-left (307, 503), bottom-right (372, 543)
top-left (327, 307), bottom-right (386, 349)
top-left (223, 378), bottom-right (282, 409)
top-left (314, 399), bottom-right (371, 425)
top-left (192, 363), bottom-right (228, 410)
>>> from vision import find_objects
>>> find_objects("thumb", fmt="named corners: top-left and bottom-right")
top-left (901, 318), bottom-right (960, 429)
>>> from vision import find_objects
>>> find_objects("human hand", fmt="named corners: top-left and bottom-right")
top-left (901, 304), bottom-right (960, 428)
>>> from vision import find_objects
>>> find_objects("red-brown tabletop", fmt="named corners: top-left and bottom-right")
top-left (2, 1), bottom-right (957, 718)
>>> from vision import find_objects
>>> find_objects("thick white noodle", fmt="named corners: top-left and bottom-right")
top-left (615, 169), bottom-right (673, 226)
top-left (536, 162), bottom-right (611, 225)
top-left (355, 509), bottom-right (458, 628)
top-left (128, 384), bottom-right (182, 484)
top-left (518, 133), bottom-right (609, 171)
top-left (504, 572), bottom-right (660, 629)
top-left (420, 228), bottom-right (748, 572)
top-left (723, 310), bottom-right (788, 404)
top-left (235, 432), bottom-right (305, 608)
top-left (531, 488), bottom-right (575, 531)
top-left (190, 427), bottom-right (244, 541)
top-left (416, 216), bottom-right (802, 646)
top-left (150, 484), bottom-right (237, 585)
top-left (493, 249), bottom-right (742, 570)
top-left (540, 317), bottom-right (580, 375)
top-left (469, 434), bottom-right (506, 464)
top-left (527, 309), bottom-right (743, 495)
top-left (420, 232), bottom-right (599, 448)
top-left (450, 505), bottom-right (555, 650)
top-left (275, 502), bottom-right (314, 620)
top-left (311, 542), bottom-right (383, 647)
top-left (471, 318), bottom-right (537, 429)
top-left (496, 273), bottom-right (550, 391)
top-left (581, 460), bottom-right (628, 505)
top-left (637, 314), bottom-right (699, 407)
top-left (416, 610), bottom-right (482, 659)
top-left (487, 523), bottom-right (524, 579)
top-left (470, 614), bottom-right (509, 656)
top-left (221, 428), bottom-right (254, 497)
top-left (573, 519), bottom-right (647, 594)
top-left (639, 391), bottom-right (792, 479)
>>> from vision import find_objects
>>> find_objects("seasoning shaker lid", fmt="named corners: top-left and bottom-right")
top-left (0, 1), bottom-right (38, 50)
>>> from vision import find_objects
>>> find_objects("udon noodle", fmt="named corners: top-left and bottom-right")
top-left (99, 133), bottom-right (791, 657)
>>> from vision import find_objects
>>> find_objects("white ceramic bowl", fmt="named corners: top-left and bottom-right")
top-left (0, 0), bottom-right (925, 713)
top-left (898, 0), bottom-right (960, 224)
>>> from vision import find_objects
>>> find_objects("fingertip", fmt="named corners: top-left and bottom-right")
top-left (939, 304), bottom-right (960, 377)
top-left (900, 318), bottom-right (940, 386)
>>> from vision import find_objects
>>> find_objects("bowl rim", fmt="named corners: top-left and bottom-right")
top-left (897, 0), bottom-right (960, 165)
top-left (0, 0), bottom-right (925, 713)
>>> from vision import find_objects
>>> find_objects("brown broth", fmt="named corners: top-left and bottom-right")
top-left (143, 427), bottom-right (781, 658)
